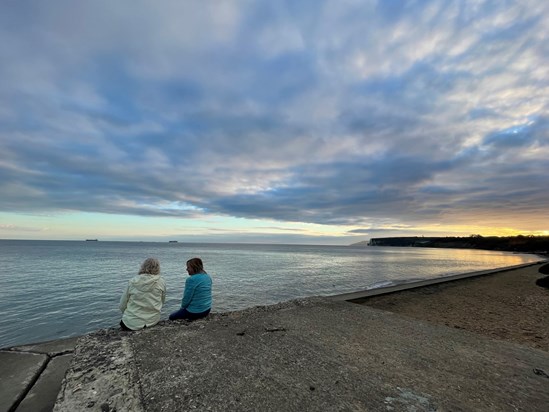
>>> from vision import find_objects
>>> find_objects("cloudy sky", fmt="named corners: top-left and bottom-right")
top-left (1, 0), bottom-right (548, 244)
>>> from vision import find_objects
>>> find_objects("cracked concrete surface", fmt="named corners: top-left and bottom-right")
top-left (55, 297), bottom-right (549, 411)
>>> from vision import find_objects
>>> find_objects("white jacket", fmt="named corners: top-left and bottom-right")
top-left (120, 274), bottom-right (166, 330)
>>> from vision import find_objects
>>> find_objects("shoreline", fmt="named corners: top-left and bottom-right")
top-left (329, 259), bottom-right (546, 302)
top-left (2, 261), bottom-right (548, 411)
top-left (358, 261), bottom-right (549, 352)
top-left (3, 259), bottom-right (546, 351)
top-left (55, 265), bottom-right (549, 411)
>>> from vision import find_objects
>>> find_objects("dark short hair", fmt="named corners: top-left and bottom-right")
top-left (186, 257), bottom-right (204, 275)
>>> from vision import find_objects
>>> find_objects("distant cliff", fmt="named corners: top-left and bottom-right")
top-left (352, 235), bottom-right (549, 254)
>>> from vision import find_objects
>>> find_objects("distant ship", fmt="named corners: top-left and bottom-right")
top-left (169, 240), bottom-right (178, 243)
top-left (85, 239), bottom-right (98, 241)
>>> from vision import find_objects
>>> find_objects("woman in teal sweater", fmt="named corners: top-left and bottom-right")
top-left (169, 257), bottom-right (212, 321)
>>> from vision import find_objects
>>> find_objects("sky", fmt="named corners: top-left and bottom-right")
top-left (0, 0), bottom-right (548, 245)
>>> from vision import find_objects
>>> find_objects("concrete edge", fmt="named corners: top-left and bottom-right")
top-left (54, 332), bottom-right (144, 412)
top-left (0, 350), bottom-right (49, 412)
top-left (328, 260), bottom-right (547, 302)
top-left (16, 354), bottom-right (74, 412)
top-left (1, 337), bottom-right (78, 412)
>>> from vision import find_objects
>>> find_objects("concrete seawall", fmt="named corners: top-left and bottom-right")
top-left (329, 260), bottom-right (545, 302)
top-left (1, 261), bottom-right (547, 411)
top-left (0, 337), bottom-right (77, 412)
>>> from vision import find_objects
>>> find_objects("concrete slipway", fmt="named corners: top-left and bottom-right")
top-left (2, 261), bottom-right (549, 411)
top-left (0, 337), bottom-right (77, 412)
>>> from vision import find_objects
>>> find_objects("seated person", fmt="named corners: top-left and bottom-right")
top-left (170, 257), bottom-right (212, 321)
top-left (120, 258), bottom-right (166, 330)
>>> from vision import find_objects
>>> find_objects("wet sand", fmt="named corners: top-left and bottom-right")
top-left (356, 262), bottom-right (549, 352)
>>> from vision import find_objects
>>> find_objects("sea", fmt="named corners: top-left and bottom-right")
top-left (0, 239), bottom-right (541, 348)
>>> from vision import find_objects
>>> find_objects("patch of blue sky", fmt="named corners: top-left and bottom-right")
top-left (483, 122), bottom-right (536, 148)
top-left (146, 201), bottom-right (203, 213)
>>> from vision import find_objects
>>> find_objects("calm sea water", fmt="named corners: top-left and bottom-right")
top-left (0, 240), bottom-right (540, 348)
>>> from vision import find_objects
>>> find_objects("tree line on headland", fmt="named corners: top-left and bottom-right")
top-left (352, 235), bottom-right (549, 254)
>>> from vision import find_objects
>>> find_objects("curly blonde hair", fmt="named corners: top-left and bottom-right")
top-left (139, 258), bottom-right (161, 275)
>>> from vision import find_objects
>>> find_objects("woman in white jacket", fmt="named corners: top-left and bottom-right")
top-left (119, 258), bottom-right (166, 331)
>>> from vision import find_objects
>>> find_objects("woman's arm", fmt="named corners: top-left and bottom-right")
top-left (119, 283), bottom-right (130, 312)
top-left (180, 277), bottom-right (196, 309)
top-left (161, 280), bottom-right (166, 304)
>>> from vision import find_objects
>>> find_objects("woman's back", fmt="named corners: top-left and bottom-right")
top-left (182, 272), bottom-right (212, 313)
top-left (120, 257), bottom-right (166, 330)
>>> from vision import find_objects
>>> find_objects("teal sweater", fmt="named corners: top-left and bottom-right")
top-left (181, 272), bottom-right (212, 313)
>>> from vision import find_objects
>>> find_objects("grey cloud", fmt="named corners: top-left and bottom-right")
top-left (200, 155), bottom-right (456, 225)
top-left (0, 0), bottom-right (548, 234)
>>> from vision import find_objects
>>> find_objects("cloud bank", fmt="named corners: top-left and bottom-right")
top-left (1, 0), bottom-right (548, 236)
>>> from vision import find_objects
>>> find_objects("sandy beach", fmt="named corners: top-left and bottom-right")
top-left (356, 262), bottom-right (549, 352)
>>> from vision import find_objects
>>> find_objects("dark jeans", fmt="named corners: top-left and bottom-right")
top-left (120, 320), bottom-right (146, 331)
top-left (169, 308), bottom-right (210, 321)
